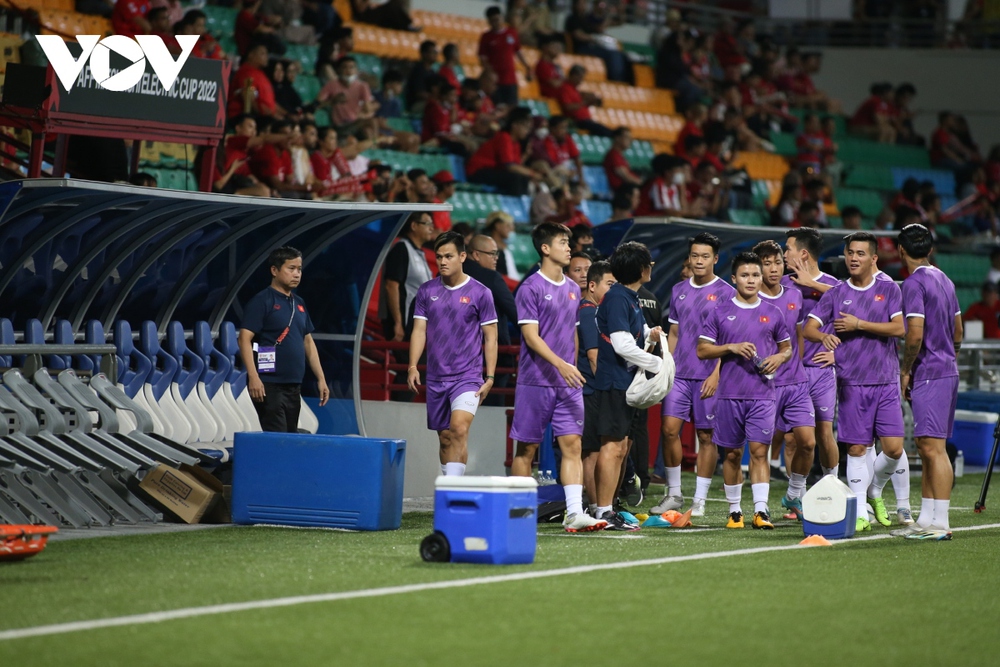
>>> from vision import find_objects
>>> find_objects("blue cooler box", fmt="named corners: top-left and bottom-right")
top-left (231, 432), bottom-right (406, 531)
top-left (801, 475), bottom-right (857, 539)
top-left (434, 476), bottom-right (538, 565)
top-left (949, 410), bottom-right (999, 467)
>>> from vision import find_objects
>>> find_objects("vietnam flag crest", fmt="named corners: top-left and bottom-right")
top-left (460, 296), bottom-right (471, 304)
top-left (787, 302), bottom-right (796, 310)
top-left (570, 292), bottom-right (577, 300)
top-left (874, 294), bottom-right (885, 302)
top-left (707, 294), bottom-right (717, 301)
top-left (759, 316), bottom-right (770, 323)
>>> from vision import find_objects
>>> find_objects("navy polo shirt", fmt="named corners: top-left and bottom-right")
top-left (577, 299), bottom-right (599, 396)
top-left (595, 282), bottom-right (645, 391)
top-left (241, 286), bottom-right (315, 384)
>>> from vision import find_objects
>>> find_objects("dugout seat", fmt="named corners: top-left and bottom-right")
top-left (139, 320), bottom-right (193, 444)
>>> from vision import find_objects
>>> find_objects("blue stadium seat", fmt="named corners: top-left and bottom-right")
top-left (499, 195), bottom-right (529, 223)
top-left (84, 320), bottom-right (106, 373)
top-left (582, 200), bottom-right (613, 225)
top-left (583, 166), bottom-right (611, 200)
top-left (114, 320), bottom-right (152, 397)
top-left (23, 319), bottom-right (70, 371)
top-left (0, 318), bottom-right (15, 367)
top-left (891, 168), bottom-right (956, 196)
top-left (448, 154), bottom-right (466, 183)
top-left (139, 321), bottom-right (178, 405)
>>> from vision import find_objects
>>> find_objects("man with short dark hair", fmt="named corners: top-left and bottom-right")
top-left (803, 232), bottom-right (906, 533)
top-left (893, 224), bottom-right (962, 540)
top-left (238, 246), bottom-right (329, 432)
top-left (566, 251), bottom-right (592, 290)
top-left (380, 212), bottom-right (436, 344)
top-left (227, 43), bottom-right (276, 119)
top-left (511, 222), bottom-right (605, 532)
top-left (406, 40), bottom-right (439, 113)
top-left (964, 282), bottom-right (1000, 339)
top-left (408, 232), bottom-right (499, 477)
top-left (591, 241), bottom-right (664, 530)
top-left (697, 252), bottom-right (791, 529)
top-left (479, 5), bottom-right (531, 108)
top-left (579, 260), bottom-right (614, 511)
top-left (555, 65), bottom-right (613, 138)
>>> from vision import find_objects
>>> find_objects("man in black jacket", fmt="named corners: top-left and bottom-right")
top-left (464, 234), bottom-right (518, 405)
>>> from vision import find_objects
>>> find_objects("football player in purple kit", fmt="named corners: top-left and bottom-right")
top-left (781, 228), bottom-right (841, 479)
top-left (893, 224), bottom-right (962, 541)
top-left (652, 233), bottom-right (736, 517)
top-left (697, 252), bottom-right (791, 529)
top-left (753, 241), bottom-right (816, 521)
top-left (408, 231), bottom-right (499, 477)
top-left (803, 232), bottom-right (906, 533)
top-left (510, 222), bottom-right (607, 533)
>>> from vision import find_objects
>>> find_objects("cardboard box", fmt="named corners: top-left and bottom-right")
top-left (139, 463), bottom-right (225, 524)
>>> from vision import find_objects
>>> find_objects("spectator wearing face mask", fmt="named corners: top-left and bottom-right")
top-left (635, 154), bottom-right (703, 218)
top-left (316, 56), bottom-right (379, 142)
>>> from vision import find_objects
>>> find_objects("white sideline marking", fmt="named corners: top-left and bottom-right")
top-left (2, 522), bottom-right (998, 642)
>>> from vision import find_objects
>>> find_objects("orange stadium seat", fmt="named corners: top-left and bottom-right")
top-left (732, 152), bottom-right (791, 181)
top-left (633, 64), bottom-right (655, 89)
top-left (412, 9), bottom-right (488, 42)
top-left (580, 81), bottom-right (675, 115)
top-left (334, 0), bottom-right (352, 22)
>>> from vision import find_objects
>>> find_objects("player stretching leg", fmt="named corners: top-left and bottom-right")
top-left (697, 252), bottom-right (791, 529)
top-left (782, 228), bottom-right (840, 479)
top-left (803, 232), bottom-right (906, 533)
top-left (510, 222), bottom-right (606, 533)
top-left (408, 232), bottom-right (498, 477)
top-left (754, 241), bottom-right (817, 520)
top-left (893, 224), bottom-right (962, 541)
top-left (652, 233), bottom-right (735, 517)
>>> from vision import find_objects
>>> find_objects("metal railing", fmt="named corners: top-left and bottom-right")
top-left (959, 341), bottom-right (1000, 392)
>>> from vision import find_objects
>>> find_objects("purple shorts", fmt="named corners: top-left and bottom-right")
top-left (775, 383), bottom-right (816, 432)
top-left (713, 398), bottom-right (777, 449)
top-left (425, 377), bottom-right (482, 432)
top-left (911, 375), bottom-right (959, 439)
top-left (662, 377), bottom-right (718, 430)
top-left (836, 383), bottom-right (904, 445)
top-left (510, 384), bottom-right (584, 443)
top-left (805, 365), bottom-right (837, 422)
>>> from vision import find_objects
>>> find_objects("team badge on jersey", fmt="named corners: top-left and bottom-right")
top-left (569, 292), bottom-right (577, 300)
top-left (297, 305), bottom-right (305, 312)
top-left (460, 296), bottom-right (471, 304)
top-left (874, 294), bottom-right (885, 302)
top-left (787, 303), bottom-right (796, 310)
top-left (759, 316), bottom-right (769, 323)
top-left (707, 294), bottom-right (717, 301)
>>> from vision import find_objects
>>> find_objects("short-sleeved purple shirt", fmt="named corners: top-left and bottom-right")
top-left (781, 272), bottom-right (841, 367)
top-left (902, 265), bottom-right (960, 381)
top-left (759, 285), bottom-right (807, 386)
top-left (669, 276), bottom-right (737, 380)
top-left (413, 276), bottom-right (498, 382)
top-left (516, 271), bottom-right (581, 387)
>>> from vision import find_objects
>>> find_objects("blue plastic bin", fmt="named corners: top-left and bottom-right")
top-left (231, 432), bottom-right (406, 530)
top-left (433, 476), bottom-right (538, 565)
top-left (949, 410), bottom-right (998, 467)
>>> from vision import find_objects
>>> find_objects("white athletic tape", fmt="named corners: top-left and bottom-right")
top-left (2, 522), bottom-right (997, 642)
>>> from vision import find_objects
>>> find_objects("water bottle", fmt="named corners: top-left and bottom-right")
top-left (752, 354), bottom-right (775, 381)
top-left (955, 451), bottom-right (965, 478)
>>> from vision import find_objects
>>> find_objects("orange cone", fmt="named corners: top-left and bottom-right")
top-left (670, 508), bottom-right (694, 528)
top-left (799, 534), bottom-right (833, 547)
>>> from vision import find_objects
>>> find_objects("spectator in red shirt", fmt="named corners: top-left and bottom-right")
top-left (688, 160), bottom-right (727, 220)
top-left (227, 43), bottom-right (277, 119)
top-left (421, 75), bottom-right (476, 157)
top-left (212, 114), bottom-right (275, 197)
top-left (310, 127), bottom-right (366, 199)
top-left (546, 181), bottom-right (591, 229)
top-left (796, 113), bottom-right (837, 174)
top-left (556, 65), bottom-right (613, 138)
top-left (535, 32), bottom-right (565, 99)
top-left (250, 119), bottom-right (314, 198)
top-left (431, 170), bottom-right (457, 232)
top-left (112, 0), bottom-right (151, 37)
top-left (636, 154), bottom-right (699, 217)
top-left (235, 0), bottom-right (283, 58)
top-left (438, 44), bottom-right (464, 94)
top-left (675, 103), bottom-right (707, 161)
top-left (479, 6), bottom-right (532, 108)
top-left (179, 10), bottom-right (226, 60)
top-left (931, 111), bottom-right (977, 171)
top-left (966, 282), bottom-right (1000, 339)
top-left (603, 125), bottom-right (641, 191)
top-left (891, 83), bottom-right (923, 146)
top-left (849, 82), bottom-right (896, 144)
top-left (458, 78), bottom-right (500, 139)
top-left (546, 115), bottom-right (583, 184)
top-left (713, 17), bottom-right (746, 70)
top-left (680, 135), bottom-right (708, 169)
top-left (466, 106), bottom-right (540, 196)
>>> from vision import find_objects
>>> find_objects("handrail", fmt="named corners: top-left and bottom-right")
top-left (0, 343), bottom-right (118, 379)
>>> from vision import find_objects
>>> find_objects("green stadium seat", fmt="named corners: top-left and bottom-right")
top-left (728, 209), bottom-right (766, 226)
top-left (293, 73), bottom-right (322, 103)
top-left (771, 133), bottom-right (797, 157)
top-left (789, 110), bottom-right (847, 137)
top-left (843, 163), bottom-right (895, 191)
top-left (524, 99), bottom-right (551, 118)
top-left (203, 5), bottom-right (237, 39)
top-left (285, 44), bottom-right (317, 72)
top-left (750, 180), bottom-right (771, 208)
top-left (835, 187), bottom-right (885, 218)
top-left (837, 138), bottom-right (931, 168)
top-left (386, 117), bottom-right (416, 133)
top-left (957, 287), bottom-right (980, 312)
top-left (935, 253), bottom-right (991, 288)
top-left (508, 232), bottom-right (538, 274)
top-left (353, 53), bottom-right (384, 84)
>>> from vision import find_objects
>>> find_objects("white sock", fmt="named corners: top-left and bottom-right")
top-left (440, 464), bottom-right (447, 476)
top-left (694, 476), bottom-right (712, 502)
top-left (865, 445), bottom-right (876, 484)
top-left (752, 482), bottom-right (769, 513)
top-left (588, 503), bottom-right (598, 516)
top-left (868, 451), bottom-right (899, 498)
top-left (666, 466), bottom-right (682, 497)
top-left (724, 483), bottom-right (743, 513)
top-left (917, 497), bottom-right (934, 528)
top-left (596, 504), bottom-right (612, 518)
top-left (564, 484), bottom-right (583, 517)
top-left (822, 466), bottom-right (837, 477)
top-left (933, 499), bottom-right (951, 530)
top-left (890, 450), bottom-right (910, 510)
top-left (788, 473), bottom-right (807, 499)
top-left (444, 462), bottom-right (466, 476)
top-left (846, 455), bottom-right (870, 520)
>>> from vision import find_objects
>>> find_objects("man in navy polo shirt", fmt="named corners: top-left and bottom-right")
top-left (239, 246), bottom-right (329, 432)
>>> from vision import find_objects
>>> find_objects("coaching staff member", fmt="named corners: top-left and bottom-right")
top-left (239, 246), bottom-right (330, 432)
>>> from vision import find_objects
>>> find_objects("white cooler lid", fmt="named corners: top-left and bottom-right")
top-left (954, 410), bottom-right (999, 424)
top-left (435, 475), bottom-right (539, 491)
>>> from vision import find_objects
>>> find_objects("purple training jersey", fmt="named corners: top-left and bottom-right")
top-left (700, 297), bottom-right (790, 400)
top-left (902, 265), bottom-right (960, 381)
top-left (669, 276), bottom-right (737, 380)
top-left (413, 276), bottom-right (498, 382)
top-left (808, 275), bottom-right (903, 385)
top-left (516, 271), bottom-right (581, 386)
top-left (781, 272), bottom-right (841, 367)
top-left (759, 285), bottom-right (807, 386)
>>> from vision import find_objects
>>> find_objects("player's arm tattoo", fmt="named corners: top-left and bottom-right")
top-left (901, 335), bottom-right (922, 375)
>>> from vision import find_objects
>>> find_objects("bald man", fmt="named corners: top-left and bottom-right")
top-left (464, 234), bottom-right (518, 404)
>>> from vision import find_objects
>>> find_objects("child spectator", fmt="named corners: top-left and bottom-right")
top-left (211, 114), bottom-right (274, 197)
top-left (535, 32), bottom-right (565, 99)
top-left (466, 106), bottom-right (541, 196)
top-left (439, 43), bottom-right (465, 94)
top-left (479, 6), bottom-right (532, 108)
top-left (850, 82), bottom-right (896, 144)
top-left (556, 65), bottom-right (612, 137)
top-left (603, 126), bottom-right (641, 191)
top-left (796, 113), bottom-right (836, 175)
top-left (965, 282), bottom-right (1000, 339)
top-left (374, 69), bottom-right (405, 120)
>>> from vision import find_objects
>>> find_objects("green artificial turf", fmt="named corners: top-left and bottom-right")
top-left (1, 473), bottom-right (999, 666)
